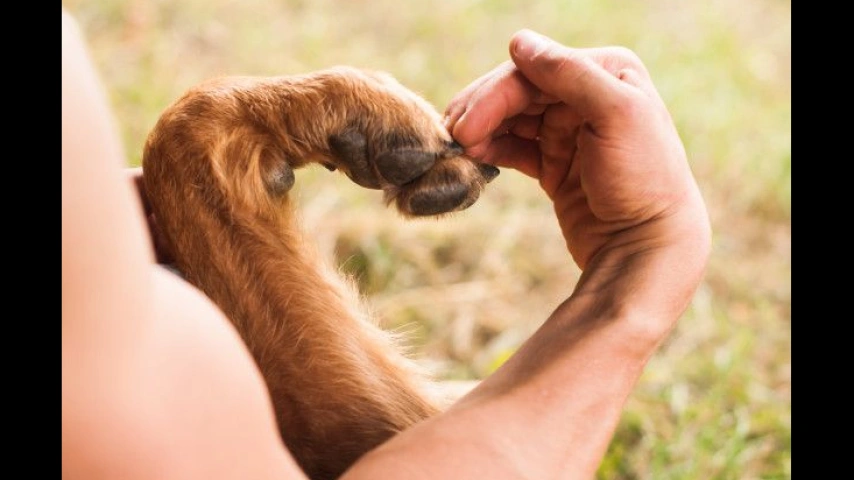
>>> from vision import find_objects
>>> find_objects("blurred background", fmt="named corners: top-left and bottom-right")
top-left (63, 0), bottom-right (791, 478)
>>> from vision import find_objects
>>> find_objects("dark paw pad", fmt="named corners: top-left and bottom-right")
top-left (406, 183), bottom-right (472, 216)
top-left (263, 156), bottom-right (296, 196)
top-left (329, 130), bottom-right (381, 189)
top-left (374, 149), bottom-right (437, 186)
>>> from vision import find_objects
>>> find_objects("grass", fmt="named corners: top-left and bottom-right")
top-left (63, 0), bottom-right (791, 478)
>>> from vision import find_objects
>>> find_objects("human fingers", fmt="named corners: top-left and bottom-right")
top-left (445, 62), bottom-right (557, 154)
top-left (508, 29), bottom-right (642, 124)
top-left (458, 112), bottom-right (542, 162)
top-left (477, 136), bottom-right (542, 179)
top-left (494, 114), bottom-right (543, 141)
top-left (444, 61), bottom-right (514, 133)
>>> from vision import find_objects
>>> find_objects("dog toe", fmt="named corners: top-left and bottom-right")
top-left (405, 182), bottom-right (472, 216)
top-left (375, 149), bottom-right (437, 186)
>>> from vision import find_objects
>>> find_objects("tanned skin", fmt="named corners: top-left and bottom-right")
top-left (65, 6), bottom-right (710, 477)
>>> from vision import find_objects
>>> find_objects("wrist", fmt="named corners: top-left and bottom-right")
top-left (573, 196), bottom-right (711, 337)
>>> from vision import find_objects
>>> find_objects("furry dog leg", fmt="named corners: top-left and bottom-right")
top-left (142, 67), bottom-right (496, 480)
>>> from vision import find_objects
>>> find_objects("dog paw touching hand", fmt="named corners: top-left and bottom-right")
top-left (145, 66), bottom-right (498, 219)
top-left (328, 126), bottom-right (499, 216)
top-left (141, 67), bottom-right (491, 480)
top-left (316, 67), bottom-right (500, 216)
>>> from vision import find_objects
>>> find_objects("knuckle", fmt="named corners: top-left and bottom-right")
top-left (603, 46), bottom-right (648, 74)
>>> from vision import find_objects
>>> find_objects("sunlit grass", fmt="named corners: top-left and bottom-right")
top-left (64, 0), bottom-right (791, 477)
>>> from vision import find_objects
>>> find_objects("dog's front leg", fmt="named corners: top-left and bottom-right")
top-left (142, 67), bottom-right (496, 480)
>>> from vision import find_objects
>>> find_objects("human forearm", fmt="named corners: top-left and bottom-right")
top-left (342, 308), bottom-right (666, 480)
top-left (343, 212), bottom-right (709, 480)
top-left (459, 234), bottom-right (709, 476)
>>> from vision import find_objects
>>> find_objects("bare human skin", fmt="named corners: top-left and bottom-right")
top-left (63, 5), bottom-right (710, 477)
top-left (343, 29), bottom-right (711, 480)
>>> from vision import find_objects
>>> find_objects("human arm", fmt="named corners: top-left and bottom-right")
top-left (341, 30), bottom-right (711, 480)
top-left (64, 10), bottom-right (709, 477)
top-left (62, 9), bottom-right (305, 479)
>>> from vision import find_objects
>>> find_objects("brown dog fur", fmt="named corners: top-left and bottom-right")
top-left (142, 67), bottom-right (497, 480)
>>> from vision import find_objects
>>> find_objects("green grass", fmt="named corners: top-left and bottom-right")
top-left (64, 0), bottom-right (791, 478)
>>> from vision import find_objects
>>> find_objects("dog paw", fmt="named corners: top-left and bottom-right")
top-left (394, 157), bottom-right (500, 216)
top-left (152, 68), bottom-right (499, 215)
top-left (322, 69), bottom-right (498, 217)
top-left (329, 128), bottom-right (498, 216)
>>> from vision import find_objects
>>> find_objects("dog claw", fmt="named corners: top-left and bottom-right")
top-left (478, 164), bottom-right (500, 183)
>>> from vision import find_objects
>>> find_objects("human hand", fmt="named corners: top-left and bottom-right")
top-left (445, 30), bottom-right (710, 274)
top-left (339, 35), bottom-right (714, 480)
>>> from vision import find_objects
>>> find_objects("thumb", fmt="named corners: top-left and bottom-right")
top-left (509, 29), bottom-right (628, 121)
